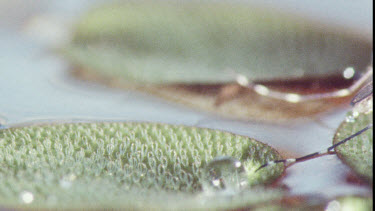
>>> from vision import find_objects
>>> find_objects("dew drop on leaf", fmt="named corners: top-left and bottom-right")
top-left (345, 115), bottom-right (356, 123)
top-left (202, 156), bottom-right (248, 194)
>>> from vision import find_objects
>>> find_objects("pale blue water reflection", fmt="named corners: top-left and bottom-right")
top-left (0, 0), bottom-right (372, 201)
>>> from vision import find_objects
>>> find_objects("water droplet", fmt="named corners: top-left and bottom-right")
top-left (345, 111), bottom-right (360, 123)
top-left (345, 115), bottom-right (355, 123)
top-left (202, 156), bottom-right (248, 193)
top-left (352, 111), bottom-right (360, 118)
top-left (20, 191), bottom-right (34, 204)
top-left (325, 200), bottom-right (341, 211)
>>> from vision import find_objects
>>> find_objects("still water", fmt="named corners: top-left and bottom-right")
top-left (0, 0), bottom-right (372, 201)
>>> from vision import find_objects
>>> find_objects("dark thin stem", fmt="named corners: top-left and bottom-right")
top-left (256, 124), bottom-right (373, 172)
top-left (294, 152), bottom-right (321, 162)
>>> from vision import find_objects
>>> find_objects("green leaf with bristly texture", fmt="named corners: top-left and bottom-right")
top-left (64, 2), bottom-right (372, 84)
top-left (333, 113), bottom-right (373, 183)
top-left (337, 196), bottom-right (373, 211)
top-left (327, 196), bottom-right (373, 211)
top-left (0, 122), bottom-right (284, 209)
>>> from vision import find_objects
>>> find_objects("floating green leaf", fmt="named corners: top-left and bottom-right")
top-left (63, 2), bottom-right (371, 122)
top-left (326, 196), bottom-right (373, 211)
top-left (0, 122), bottom-right (284, 209)
top-left (65, 2), bottom-right (371, 84)
top-left (333, 113), bottom-right (373, 183)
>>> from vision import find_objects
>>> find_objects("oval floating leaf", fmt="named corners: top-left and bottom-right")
top-left (0, 122), bottom-right (284, 209)
top-left (65, 2), bottom-right (371, 84)
top-left (326, 196), bottom-right (373, 211)
top-left (333, 113), bottom-right (373, 183)
top-left (63, 2), bottom-right (371, 122)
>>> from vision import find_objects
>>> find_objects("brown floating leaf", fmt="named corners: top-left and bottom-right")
top-left (64, 2), bottom-right (371, 121)
top-left (73, 68), bottom-right (355, 121)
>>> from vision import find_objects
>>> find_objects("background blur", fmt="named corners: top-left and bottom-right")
top-left (0, 0), bottom-right (372, 200)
